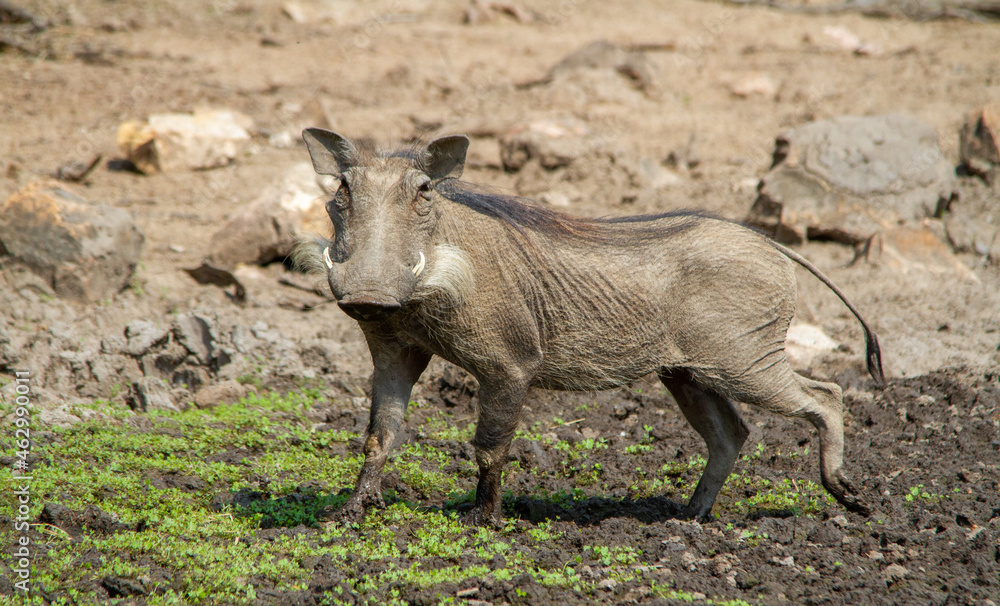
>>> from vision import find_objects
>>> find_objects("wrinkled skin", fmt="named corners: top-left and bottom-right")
top-left (300, 128), bottom-right (882, 526)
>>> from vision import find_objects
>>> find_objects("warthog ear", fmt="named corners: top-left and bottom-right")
top-left (424, 135), bottom-right (470, 184)
top-left (302, 128), bottom-right (356, 177)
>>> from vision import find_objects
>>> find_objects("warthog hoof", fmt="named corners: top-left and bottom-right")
top-left (680, 505), bottom-right (716, 524)
top-left (325, 491), bottom-right (384, 524)
top-left (460, 506), bottom-right (503, 528)
top-left (823, 470), bottom-right (871, 516)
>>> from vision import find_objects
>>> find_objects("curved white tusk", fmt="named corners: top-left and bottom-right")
top-left (411, 251), bottom-right (426, 277)
top-left (323, 246), bottom-right (333, 269)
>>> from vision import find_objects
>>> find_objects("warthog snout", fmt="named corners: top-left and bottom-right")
top-left (337, 297), bottom-right (402, 322)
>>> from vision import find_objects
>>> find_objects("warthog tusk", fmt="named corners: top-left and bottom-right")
top-left (412, 251), bottom-right (426, 277)
top-left (323, 246), bottom-right (333, 269)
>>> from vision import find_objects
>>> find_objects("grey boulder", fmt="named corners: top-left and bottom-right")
top-left (747, 114), bottom-right (958, 244)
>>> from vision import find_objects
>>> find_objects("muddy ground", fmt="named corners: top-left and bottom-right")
top-left (1, 0), bottom-right (999, 604)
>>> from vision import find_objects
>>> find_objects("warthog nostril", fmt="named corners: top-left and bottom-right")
top-left (337, 298), bottom-right (402, 322)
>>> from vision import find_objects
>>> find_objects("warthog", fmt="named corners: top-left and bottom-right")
top-left (295, 128), bottom-right (884, 525)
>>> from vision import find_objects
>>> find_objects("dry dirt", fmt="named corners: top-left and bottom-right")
top-left (1, 0), bottom-right (999, 604)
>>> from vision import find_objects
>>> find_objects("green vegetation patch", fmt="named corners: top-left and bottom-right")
top-left (0, 391), bottom-right (821, 604)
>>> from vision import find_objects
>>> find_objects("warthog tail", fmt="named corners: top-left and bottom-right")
top-left (769, 240), bottom-right (885, 388)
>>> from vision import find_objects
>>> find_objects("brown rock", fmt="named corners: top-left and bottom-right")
top-left (959, 103), bottom-right (1000, 182)
top-left (730, 72), bottom-right (777, 99)
top-left (117, 109), bottom-right (253, 174)
top-left (856, 223), bottom-right (979, 282)
top-left (499, 118), bottom-right (605, 172)
top-left (546, 40), bottom-right (655, 92)
top-left (206, 162), bottom-right (326, 268)
top-left (128, 377), bottom-right (183, 413)
top-left (193, 380), bottom-right (250, 409)
top-left (0, 181), bottom-right (145, 301)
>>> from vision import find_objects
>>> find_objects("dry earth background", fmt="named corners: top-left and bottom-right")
top-left (1, 0), bottom-right (1000, 604)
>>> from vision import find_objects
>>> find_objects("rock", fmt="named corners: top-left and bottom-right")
top-left (39, 502), bottom-right (129, 536)
top-left (959, 469), bottom-right (983, 483)
top-left (730, 72), bottom-right (777, 98)
top-left (596, 578), bottom-right (618, 591)
top-left (281, 0), bottom-right (361, 24)
top-left (1, 262), bottom-right (56, 299)
top-left (499, 118), bottom-right (605, 172)
top-left (959, 103), bottom-right (1000, 183)
top-left (784, 322), bottom-right (839, 369)
top-left (205, 162), bottom-right (326, 268)
top-left (545, 40), bottom-right (655, 92)
top-left (38, 406), bottom-right (83, 427)
top-left (100, 335), bottom-right (126, 355)
top-left (463, 0), bottom-right (534, 24)
top-left (882, 563), bottom-right (909, 585)
top-left (124, 320), bottom-right (170, 356)
top-left (193, 380), bottom-right (250, 409)
top-left (281, 1), bottom-right (312, 23)
top-left (1, 382), bottom-right (58, 411)
top-left (172, 313), bottom-right (216, 365)
top-left (230, 325), bottom-right (258, 355)
top-left (857, 223), bottom-right (979, 282)
top-left (942, 182), bottom-right (1000, 262)
top-left (0, 181), bottom-right (145, 301)
top-left (821, 24), bottom-right (880, 56)
top-left (522, 41), bottom-right (654, 110)
top-left (102, 576), bottom-right (147, 598)
top-left (128, 377), bottom-right (181, 413)
top-left (268, 130), bottom-right (297, 149)
top-left (636, 157), bottom-right (682, 190)
top-left (117, 108), bottom-right (253, 174)
top-left (282, 0), bottom-right (428, 26)
top-left (748, 114), bottom-right (958, 244)
top-left (0, 327), bottom-right (17, 371)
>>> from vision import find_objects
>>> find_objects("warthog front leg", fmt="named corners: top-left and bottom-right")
top-left (334, 330), bottom-right (430, 523)
top-left (463, 375), bottom-right (530, 527)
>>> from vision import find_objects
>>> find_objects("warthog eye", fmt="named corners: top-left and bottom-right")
top-left (329, 183), bottom-right (351, 213)
top-left (413, 181), bottom-right (432, 215)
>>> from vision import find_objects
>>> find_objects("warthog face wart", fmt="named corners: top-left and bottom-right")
top-left (302, 128), bottom-right (469, 322)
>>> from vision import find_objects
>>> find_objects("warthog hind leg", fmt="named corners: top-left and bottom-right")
top-left (740, 368), bottom-right (870, 516)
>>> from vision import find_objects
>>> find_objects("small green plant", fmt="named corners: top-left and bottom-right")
top-left (237, 372), bottom-right (263, 388)
top-left (526, 520), bottom-right (563, 542)
top-left (904, 484), bottom-right (944, 503)
top-left (236, 490), bottom-right (349, 527)
top-left (584, 544), bottom-right (641, 566)
top-left (130, 278), bottom-right (146, 297)
top-left (740, 442), bottom-right (766, 462)
top-left (623, 424), bottom-right (656, 454)
top-left (738, 528), bottom-right (769, 547)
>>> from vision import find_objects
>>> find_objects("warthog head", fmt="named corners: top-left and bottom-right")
top-left (302, 129), bottom-right (469, 322)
